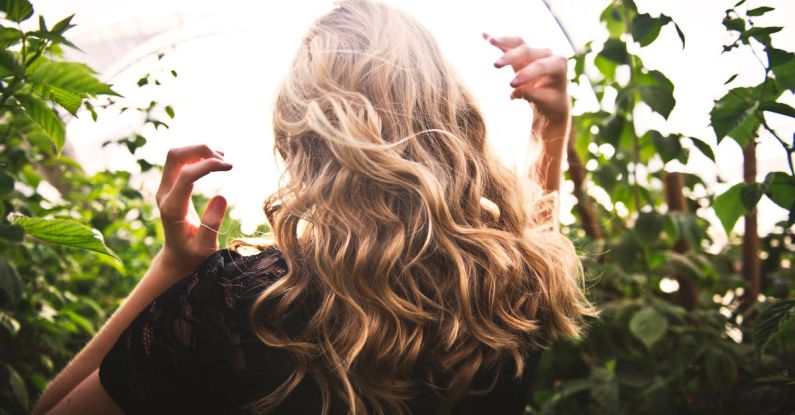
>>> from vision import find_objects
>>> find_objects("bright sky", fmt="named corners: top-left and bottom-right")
top-left (34, 0), bottom-right (795, 239)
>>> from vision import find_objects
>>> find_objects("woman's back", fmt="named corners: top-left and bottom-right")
top-left (99, 248), bottom-right (541, 414)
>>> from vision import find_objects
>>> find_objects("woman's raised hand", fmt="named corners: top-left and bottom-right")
top-left (484, 33), bottom-right (570, 132)
top-left (155, 145), bottom-right (232, 277)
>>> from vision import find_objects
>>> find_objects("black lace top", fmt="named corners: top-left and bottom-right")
top-left (99, 248), bottom-right (540, 414)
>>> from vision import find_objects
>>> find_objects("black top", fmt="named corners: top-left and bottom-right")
top-left (99, 248), bottom-right (540, 414)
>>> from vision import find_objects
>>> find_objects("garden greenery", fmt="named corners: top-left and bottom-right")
top-left (0, 0), bottom-right (793, 414)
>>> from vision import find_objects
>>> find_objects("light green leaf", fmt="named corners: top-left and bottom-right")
top-left (0, 311), bottom-right (20, 336)
top-left (38, 85), bottom-right (83, 115)
top-left (713, 183), bottom-right (745, 235)
top-left (16, 93), bottom-right (65, 155)
top-left (10, 215), bottom-right (121, 263)
top-left (0, 25), bottom-right (21, 48)
top-left (28, 60), bottom-right (119, 97)
top-left (0, 0), bottom-right (33, 22)
top-left (165, 105), bottom-right (175, 119)
top-left (0, 259), bottom-right (22, 305)
top-left (629, 306), bottom-right (668, 349)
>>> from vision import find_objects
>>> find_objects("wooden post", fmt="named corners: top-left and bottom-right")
top-left (566, 130), bottom-right (602, 240)
top-left (742, 141), bottom-right (761, 302)
top-left (663, 171), bottom-right (699, 310)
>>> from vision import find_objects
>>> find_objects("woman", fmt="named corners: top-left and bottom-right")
top-left (33, 0), bottom-right (593, 413)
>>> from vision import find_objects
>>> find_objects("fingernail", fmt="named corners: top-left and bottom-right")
top-left (494, 58), bottom-right (505, 67)
top-left (221, 162), bottom-right (233, 169)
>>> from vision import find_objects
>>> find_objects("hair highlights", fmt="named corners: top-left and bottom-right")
top-left (249, 1), bottom-right (594, 413)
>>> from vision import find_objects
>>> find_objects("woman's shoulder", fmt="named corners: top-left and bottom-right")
top-left (191, 246), bottom-right (289, 298)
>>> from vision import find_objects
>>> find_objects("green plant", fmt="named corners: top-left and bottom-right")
top-left (529, 1), bottom-right (795, 414)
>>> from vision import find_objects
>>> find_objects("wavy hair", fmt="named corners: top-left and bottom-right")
top-left (248, 1), bottom-right (594, 413)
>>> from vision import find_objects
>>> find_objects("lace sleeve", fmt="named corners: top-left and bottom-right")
top-left (98, 248), bottom-right (288, 414)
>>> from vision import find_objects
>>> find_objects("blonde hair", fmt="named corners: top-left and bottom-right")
top-left (248, 1), bottom-right (594, 413)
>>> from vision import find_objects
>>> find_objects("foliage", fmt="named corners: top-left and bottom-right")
top-left (529, 0), bottom-right (795, 414)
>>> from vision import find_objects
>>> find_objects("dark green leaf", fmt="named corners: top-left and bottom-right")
top-left (739, 183), bottom-right (764, 212)
top-left (28, 60), bottom-right (119, 97)
top-left (635, 211), bottom-right (664, 246)
top-left (0, 259), bottom-right (22, 305)
top-left (0, 170), bottom-right (13, 196)
top-left (11, 216), bottom-right (121, 262)
top-left (0, 224), bottom-right (24, 243)
top-left (600, 39), bottom-right (629, 65)
top-left (673, 22), bottom-right (686, 48)
top-left (639, 86), bottom-right (675, 119)
top-left (0, 0), bottom-right (33, 22)
top-left (713, 183), bottom-right (745, 235)
top-left (760, 101), bottom-right (795, 118)
top-left (0, 49), bottom-right (23, 76)
top-left (0, 362), bottom-right (28, 409)
top-left (705, 349), bottom-right (738, 391)
top-left (170, 69), bottom-right (178, 77)
top-left (629, 307), bottom-right (668, 349)
top-left (26, 30), bottom-right (79, 50)
top-left (689, 137), bottom-right (715, 162)
top-left (631, 14), bottom-right (666, 47)
top-left (724, 74), bottom-right (738, 85)
top-left (753, 299), bottom-right (795, 357)
top-left (745, 26), bottom-right (782, 44)
top-left (747, 6), bottom-right (774, 16)
top-left (710, 87), bottom-right (760, 145)
top-left (764, 172), bottom-right (795, 210)
top-left (17, 93), bottom-right (65, 155)
top-left (767, 48), bottom-right (795, 91)
top-left (651, 132), bottom-right (682, 162)
top-left (722, 16), bottom-right (745, 32)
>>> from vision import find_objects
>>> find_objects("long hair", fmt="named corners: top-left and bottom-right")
top-left (248, 1), bottom-right (594, 413)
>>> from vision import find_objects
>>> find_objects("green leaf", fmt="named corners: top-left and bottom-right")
top-left (705, 349), bottom-right (738, 391)
top-left (599, 39), bottom-right (629, 65)
top-left (637, 70), bottom-right (676, 119)
top-left (631, 14), bottom-right (665, 47)
top-left (747, 6), bottom-right (774, 16)
top-left (666, 212), bottom-right (700, 248)
top-left (673, 22), bottom-right (686, 48)
top-left (0, 224), bottom-right (24, 243)
top-left (37, 84), bottom-right (83, 115)
top-left (28, 60), bottom-right (119, 97)
top-left (0, 169), bottom-right (13, 196)
top-left (760, 101), bottom-right (795, 118)
top-left (0, 49), bottom-right (23, 77)
top-left (0, 362), bottom-right (28, 409)
top-left (634, 211), bottom-right (664, 246)
top-left (722, 16), bottom-right (745, 32)
top-left (689, 137), bottom-right (715, 162)
top-left (165, 105), bottom-right (175, 119)
top-left (651, 132), bottom-right (682, 163)
top-left (0, 0), bottom-right (33, 22)
top-left (0, 25), bottom-right (21, 48)
top-left (724, 73), bottom-right (738, 85)
top-left (0, 311), bottom-right (20, 336)
top-left (713, 183), bottom-right (745, 235)
top-left (10, 216), bottom-right (121, 262)
top-left (629, 306), bottom-right (668, 349)
top-left (764, 172), bottom-right (795, 210)
top-left (739, 183), bottom-right (764, 212)
top-left (16, 93), bottom-right (65, 155)
top-left (0, 259), bottom-right (22, 305)
top-left (50, 14), bottom-right (75, 35)
top-left (753, 299), bottom-right (795, 357)
top-left (768, 48), bottom-right (795, 91)
top-left (710, 87), bottom-right (760, 145)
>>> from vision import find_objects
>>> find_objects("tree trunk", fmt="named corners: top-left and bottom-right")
top-left (663, 171), bottom-right (699, 310)
top-left (566, 130), bottom-right (601, 240)
top-left (742, 141), bottom-right (760, 302)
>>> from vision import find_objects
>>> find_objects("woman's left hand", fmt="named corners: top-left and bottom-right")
top-left (155, 145), bottom-right (233, 278)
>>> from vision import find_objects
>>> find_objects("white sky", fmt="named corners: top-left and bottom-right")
top-left (34, 0), bottom-right (795, 238)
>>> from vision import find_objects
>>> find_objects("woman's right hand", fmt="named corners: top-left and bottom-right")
top-left (483, 33), bottom-right (570, 135)
top-left (155, 144), bottom-right (233, 278)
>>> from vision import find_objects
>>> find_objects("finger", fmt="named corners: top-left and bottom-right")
top-left (509, 55), bottom-right (567, 88)
top-left (494, 46), bottom-right (552, 69)
top-left (157, 145), bottom-right (224, 202)
top-left (197, 195), bottom-right (228, 249)
top-left (484, 34), bottom-right (524, 52)
top-left (160, 158), bottom-right (233, 220)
